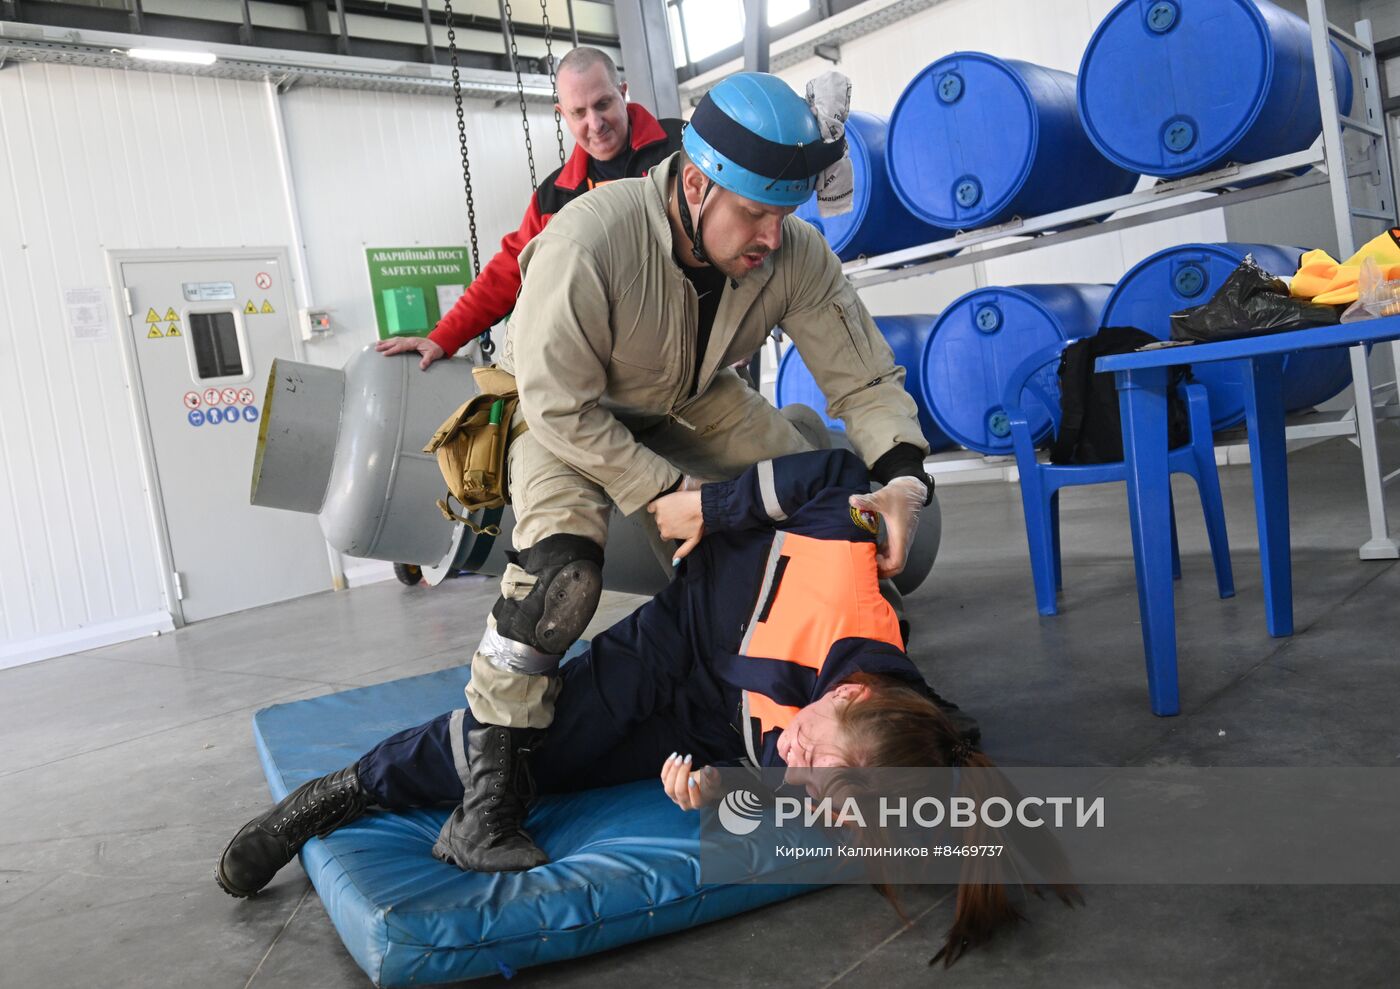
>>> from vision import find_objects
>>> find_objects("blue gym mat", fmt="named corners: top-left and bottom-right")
top-left (251, 651), bottom-right (818, 986)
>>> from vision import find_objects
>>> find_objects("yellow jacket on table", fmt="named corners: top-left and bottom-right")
top-left (1290, 228), bottom-right (1400, 306)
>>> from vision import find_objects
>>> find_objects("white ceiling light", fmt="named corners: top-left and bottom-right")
top-left (124, 48), bottom-right (218, 66)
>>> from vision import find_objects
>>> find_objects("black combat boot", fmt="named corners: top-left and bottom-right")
top-left (215, 765), bottom-right (371, 898)
top-left (432, 725), bottom-right (548, 872)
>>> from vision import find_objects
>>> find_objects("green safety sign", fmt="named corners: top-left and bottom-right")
top-left (365, 246), bottom-right (473, 340)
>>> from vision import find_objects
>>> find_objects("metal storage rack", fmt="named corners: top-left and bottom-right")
top-left (808, 0), bottom-right (1399, 560)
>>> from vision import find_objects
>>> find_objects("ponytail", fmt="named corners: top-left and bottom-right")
top-left (834, 673), bottom-right (1082, 967)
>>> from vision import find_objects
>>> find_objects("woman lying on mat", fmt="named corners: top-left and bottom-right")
top-left (216, 448), bottom-right (1077, 964)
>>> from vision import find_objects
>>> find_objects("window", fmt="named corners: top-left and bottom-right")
top-left (188, 311), bottom-right (245, 379)
top-left (666, 0), bottom-right (815, 71)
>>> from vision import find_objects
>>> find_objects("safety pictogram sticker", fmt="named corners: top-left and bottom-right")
top-left (167, 323), bottom-right (182, 337)
top-left (236, 387), bottom-right (255, 405)
top-left (147, 325), bottom-right (164, 339)
top-left (145, 308), bottom-right (160, 323)
top-left (242, 405), bottom-right (260, 422)
top-left (220, 387), bottom-right (239, 405)
top-left (244, 300), bottom-right (258, 315)
top-left (183, 391), bottom-right (201, 410)
top-left (255, 272), bottom-right (272, 290)
top-left (187, 409), bottom-right (205, 427)
top-left (206, 406), bottom-right (225, 425)
top-left (202, 387), bottom-right (221, 406)
top-left (163, 307), bottom-right (179, 322)
top-left (260, 299), bottom-right (275, 314)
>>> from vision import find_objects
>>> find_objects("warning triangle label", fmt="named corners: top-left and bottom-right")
top-left (145, 308), bottom-right (160, 323)
top-left (260, 299), bottom-right (275, 314)
top-left (164, 307), bottom-right (179, 322)
top-left (244, 300), bottom-right (258, 315)
top-left (167, 323), bottom-right (182, 337)
top-left (147, 325), bottom-right (164, 339)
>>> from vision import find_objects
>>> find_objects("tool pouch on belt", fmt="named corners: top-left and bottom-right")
top-left (422, 365), bottom-right (528, 535)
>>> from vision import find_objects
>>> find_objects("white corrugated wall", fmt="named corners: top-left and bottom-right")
top-left (0, 59), bottom-right (561, 667)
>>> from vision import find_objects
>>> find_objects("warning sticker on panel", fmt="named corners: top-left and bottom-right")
top-left (260, 299), bottom-right (275, 314)
top-left (183, 391), bottom-right (201, 410)
top-left (147, 325), bottom-right (164, 339)
top-left (244, 300), bottom-right (258, 315)
top-left (167, 323), bottom-right (182, 337)
top-left (145, 308), bottom-right (160, 324)
top-left (202, 387), bottom-right (221, 406)
top-left (163, 307), bottom-right (179, 322)
top-left (237, 387), bottom-right (255, 405)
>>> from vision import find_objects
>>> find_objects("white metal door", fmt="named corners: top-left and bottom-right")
top-left (117, 251), bottom-right (331, 623)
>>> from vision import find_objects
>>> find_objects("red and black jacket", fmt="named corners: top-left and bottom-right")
top-left (429, 103), bottom-right (683, 357)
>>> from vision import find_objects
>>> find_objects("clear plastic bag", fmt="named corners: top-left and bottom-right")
top-left (1340, 258), bottom-right (1400, 323)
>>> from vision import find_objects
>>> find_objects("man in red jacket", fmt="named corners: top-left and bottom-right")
top-left (375, 47), bottom-right (682, 369)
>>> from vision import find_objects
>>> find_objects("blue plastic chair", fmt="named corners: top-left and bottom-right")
top-left (1003, 342), bottom-right (1234, 616)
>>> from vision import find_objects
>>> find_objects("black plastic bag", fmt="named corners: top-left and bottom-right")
top-left (1168, 254), bottom-right (1341, 342)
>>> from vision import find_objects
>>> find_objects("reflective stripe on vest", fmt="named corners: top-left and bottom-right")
top-left (740, 530), bottom-right (903, 748)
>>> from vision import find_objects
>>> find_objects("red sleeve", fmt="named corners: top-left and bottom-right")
top-left (428, 192), bottom-right (549, 356)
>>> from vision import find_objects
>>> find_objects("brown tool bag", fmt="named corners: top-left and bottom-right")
top-left (422, 365), bottom-right (528, 534)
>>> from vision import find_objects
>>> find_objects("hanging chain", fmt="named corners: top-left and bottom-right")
top-left (443, 0), bottom-right (492, 357)
top-left (540, 0), bottom-right (566, 167)
top-left (502, 0), bottom-right (538, 191)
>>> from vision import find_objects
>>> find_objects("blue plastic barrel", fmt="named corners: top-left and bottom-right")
top-left (1078, 0), bottom-right (1353, 179)
top-left (885, 52), bottom-right (1140, 230)
top-left (921, 285), bottom-right (1111, 456)
top-left (776, 314), bottom-right (954, 451)
top-left (1100, 242), bottom-right (1354, 429)
top-left (795, 112), bottom-right (948, 261)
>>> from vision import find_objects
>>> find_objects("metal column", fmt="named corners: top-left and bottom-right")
top-left (743, 0), bottom-right (770, 72)
top-left (613, 0), bottom-right (681, 119)
top-left (1307, 0), bottom-right (1400, 559)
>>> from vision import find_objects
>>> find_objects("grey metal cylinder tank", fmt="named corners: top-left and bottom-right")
top-left (251, 346), bottom-right (940, 598)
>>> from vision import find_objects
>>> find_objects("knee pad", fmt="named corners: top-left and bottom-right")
top-left (491, 533), bottom-right (604, 658)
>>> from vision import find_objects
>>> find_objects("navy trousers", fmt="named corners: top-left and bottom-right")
top-left (358, 575), bottom-right (745, 809)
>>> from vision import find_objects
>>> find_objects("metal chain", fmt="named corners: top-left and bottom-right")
top-left (443, 0), bottom-right (492, 357)
top-left (502, 0), bottom-right (538, 191)
top-left (540, 0), bottom-right (566, 167)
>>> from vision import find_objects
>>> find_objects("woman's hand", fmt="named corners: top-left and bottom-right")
top-left (659, 752), bottom-right (720, 811)
top-left (646, 489), bottom-right (705, 564)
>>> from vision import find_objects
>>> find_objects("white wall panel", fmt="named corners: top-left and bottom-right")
top-left (279, 85), bottom-right (566, 371)
top-left (0, 57), bottom-right (575, 664)
top-left (0, 64), bottom-right (301, 662)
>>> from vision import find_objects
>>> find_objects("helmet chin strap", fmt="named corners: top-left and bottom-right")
top-left (676, 164), bottom-right (716, 266)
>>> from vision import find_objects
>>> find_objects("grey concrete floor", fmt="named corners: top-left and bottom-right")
top-left (3, 435), bottom-right (1399, 988)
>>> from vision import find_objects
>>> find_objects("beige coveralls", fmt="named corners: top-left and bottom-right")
top-left (468, 152), bottom-right (928, 728)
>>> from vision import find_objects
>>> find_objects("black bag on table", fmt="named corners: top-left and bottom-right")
top-left (1049, 326), bottom-right (1191, 465)
top-left (1169, 254), bottom-right (1341, 342)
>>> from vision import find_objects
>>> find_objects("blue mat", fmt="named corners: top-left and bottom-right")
top-left (252, 653), bottom-right (816, 986)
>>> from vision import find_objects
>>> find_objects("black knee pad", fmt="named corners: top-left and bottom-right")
top-left (492, 533), bottom-right (605, 654)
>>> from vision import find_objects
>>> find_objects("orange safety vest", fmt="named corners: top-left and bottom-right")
top-left (738, 529), bottom-right (903, 763)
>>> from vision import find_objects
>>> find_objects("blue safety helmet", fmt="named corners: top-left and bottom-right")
top-left (682, 72), bottom-right (845, 208)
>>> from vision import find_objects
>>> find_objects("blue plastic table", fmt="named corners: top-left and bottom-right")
top-left (1097, 314), bottom-right (1400, 716)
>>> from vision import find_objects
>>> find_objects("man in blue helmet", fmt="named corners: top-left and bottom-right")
top-left (416, 72), bottom-right (936, 872)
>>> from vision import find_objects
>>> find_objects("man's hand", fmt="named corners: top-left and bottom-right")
top-left (849, 475), bottom-right (928, 579)
top-left (659, 752), bottom-right (721, 811)
top-left (647, 488), bottom-right (704, 565)
top-left (374, 335), bottom-right (447, 370)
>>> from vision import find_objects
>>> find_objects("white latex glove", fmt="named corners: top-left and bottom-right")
top-left (849, 476), bottom-right (927, 579)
